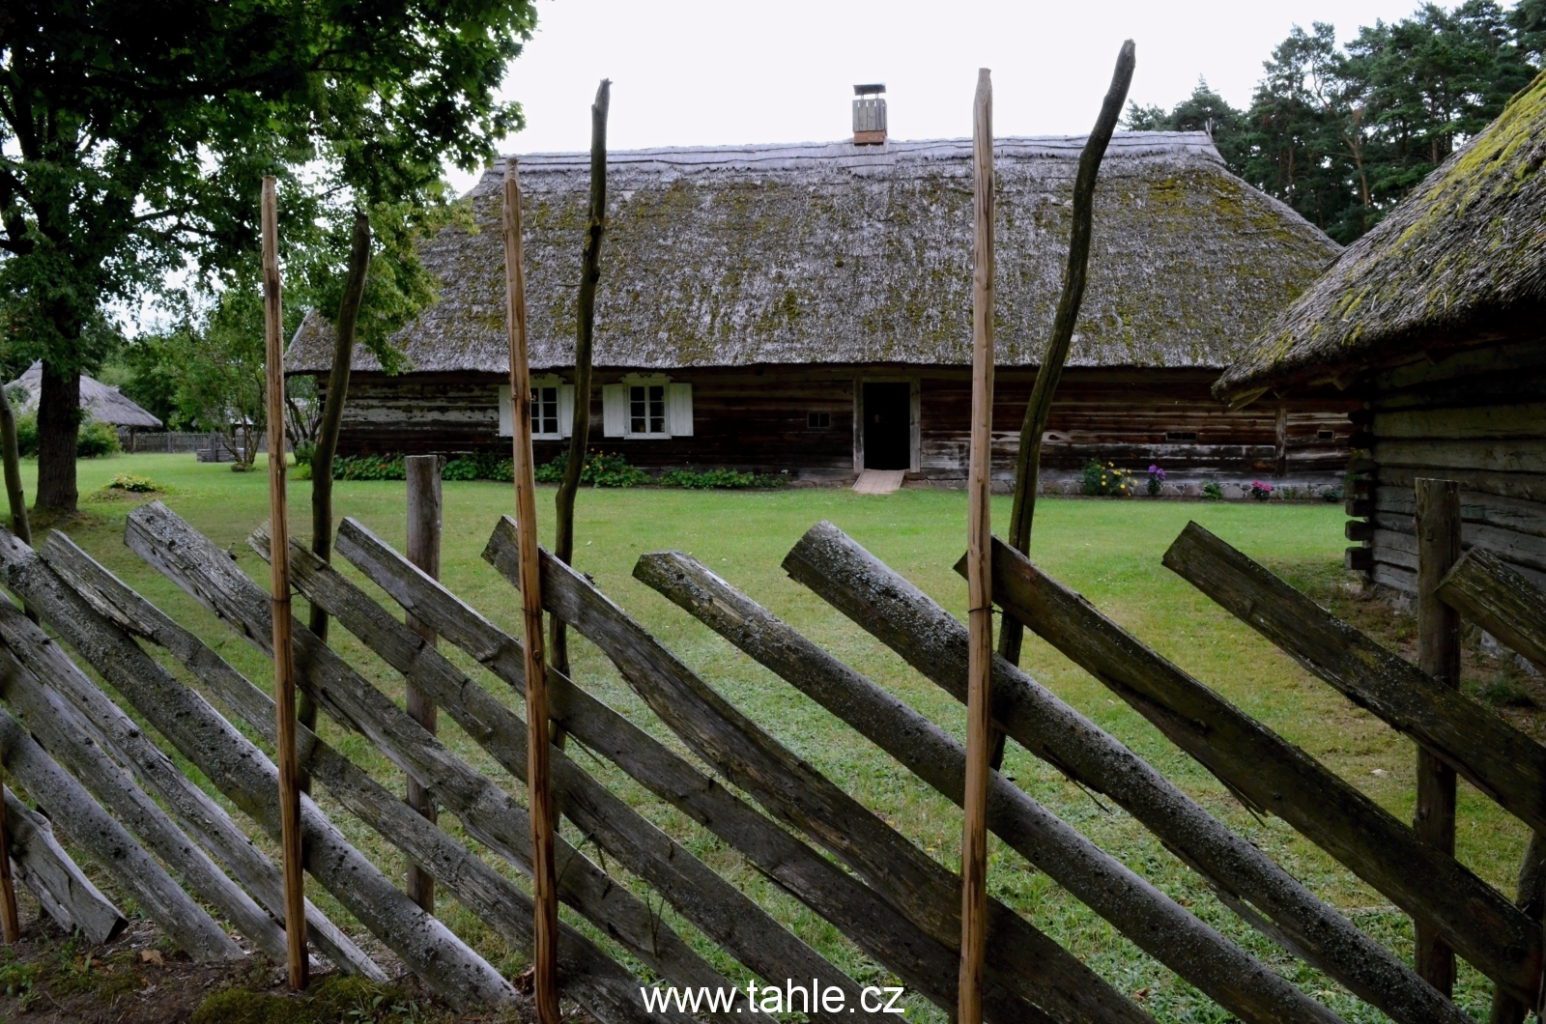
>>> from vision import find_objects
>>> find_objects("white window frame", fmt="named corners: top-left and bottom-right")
top-left (626, 378), bottom-right (670, 439)
top-left (498, 375), bottom-right (572, 439)
top-left (602, 375), bottom-right (692, 439)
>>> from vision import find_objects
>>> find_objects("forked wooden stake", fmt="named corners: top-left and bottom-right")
top-left (502, 159), bottom-right (560, 1023)
top-left (261, 176), bottom-right (309, 991)
top-left (959, 67), bottom-right (995, 1024)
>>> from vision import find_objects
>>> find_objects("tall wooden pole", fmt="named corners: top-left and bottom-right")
top-left (404, 454), bottom-right (442, 913)
top-left (1414, 477), bottom-right (1460, 996)
top-left (502, 159), bottom-right (560, 1023)
top-left (261, 175), bottom-right (309, 991)
top-left (959, 66), bottom-right (995, 1024)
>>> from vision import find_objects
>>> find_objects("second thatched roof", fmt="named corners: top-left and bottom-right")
top-left (288, 131), bottom-right (1339, 375)
top-left (1217, 70), bottom-right (1546, 403)
top-left (6, 362), bottom-right (163, 429)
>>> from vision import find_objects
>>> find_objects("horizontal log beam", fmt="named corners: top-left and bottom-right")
top-left (1, 514), bottom-right (515, 1010)
top-left (964, 536), bottom-right (1529, 1012)
top-left (0, 707), bottom-right (240, 960)
top-left (3, 788), bottom-right (124, 944)
top-left (636, 550), bottom-right (1352, 1024)
top-left (782, 521), bottom-right (1402, 1019)
top-left (1437, 547), bottom-right (1546, 672)
top-left (255, 527), bottom-right (846, 1023)
top-left (485, 516), bottom-right (1153, 1024)
top-left (1163, 521), bottom-right (1546, 836)
top-left (333, 519), bottom-right (1021, 1023)
top-left (120, 503), bottom-right (733, 1013)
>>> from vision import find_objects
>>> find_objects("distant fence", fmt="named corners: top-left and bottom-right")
top-left (125, 432), bottom-right (268, 455)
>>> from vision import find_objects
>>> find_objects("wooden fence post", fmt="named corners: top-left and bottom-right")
top-left (959, 65), bottom-right (994, 1024)
top-left (1414, 477), bottom-right (1461, 996)
top-left (0, 777), bottom-right (19, 942)
top-left (404, 454), bottom-right (442, 913)
top-left (261, 175), bottom-right (309, 991)
top-left (502, 158), bottom-right (560, 1023)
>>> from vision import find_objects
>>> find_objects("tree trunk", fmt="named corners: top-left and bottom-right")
top-left (550, 79), bottom-right (610, 686)
top-left (34, 360), bottom-right (80, 518)
top-left (0, 384), bottom-right (30, 545)
top-left (305, 211), bottom-right (371, 755)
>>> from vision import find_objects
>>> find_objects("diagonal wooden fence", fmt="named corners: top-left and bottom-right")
top-left (0, 489), bottom-right (1541, 1023)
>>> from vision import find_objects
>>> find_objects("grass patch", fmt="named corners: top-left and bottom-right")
top-left (13, 452), bottom-right (1539, 1022)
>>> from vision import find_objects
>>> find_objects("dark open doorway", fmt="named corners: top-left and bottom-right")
top-left (862, 382), bottom-right (911, 470)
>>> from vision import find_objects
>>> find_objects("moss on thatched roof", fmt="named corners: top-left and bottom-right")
top-left (288, 132), bottom-right (1337, 375)
top-left (6, 361), bottom-right (163, 429)
top-left (1218, 71), bottom-right (1546, 403)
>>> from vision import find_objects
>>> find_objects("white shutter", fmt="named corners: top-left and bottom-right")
top-left (667, 383), bottom-right (693, 437)
top-left (496, 385), bottom-right (513, 437)
top-left (559, 385), bottom-right (576, 438)
top-left (602, 384), bottom-right (626, 438)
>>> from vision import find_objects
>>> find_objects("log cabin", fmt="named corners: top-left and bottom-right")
top-left (288, 87), bottom-right (1355, 489)
top-left (1215, 70), bottom-right (1546, 592)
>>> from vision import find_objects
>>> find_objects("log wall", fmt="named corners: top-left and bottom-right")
top-left (1354, 337), bottom-right (1546, 595)
top-left (318, 365), bottom-right (1354, 483)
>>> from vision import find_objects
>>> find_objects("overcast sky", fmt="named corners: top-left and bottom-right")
top-left (448, 0), bottom-right (1453, 192)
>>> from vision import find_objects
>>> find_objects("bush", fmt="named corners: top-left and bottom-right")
top-left (1145, 463), bottom-right (1166, 497)
top-left (1080, 459), bottom-right (1132, 497)
top-left (658, 467), bottom-right (788, 490)
top-left (1201, 481), bottom-right (1224, 501)
top-left (1320, 484), bottom-right (1344, 503)
top-left (533, 451), bottom-right (647, 488)
top-left (13, 413), bottom-right (37, 457)
top-left (1250, 479), bottom-right (1275, 502)
top-left (331, 454), bottom-right (406, 481)
top-left (108, 473), bottom-right (162, 493)
top-left (443, 452), bottom-right (514, 482)
top-left (76, 419), bottom-right (121, 457)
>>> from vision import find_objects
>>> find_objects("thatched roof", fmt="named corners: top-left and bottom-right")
top-left (287, 131), bottom-right (1338, 375)
top-left (1218, 70), bottom-right (1546, 403)
top-left (5, 362), bottom-right (163, 429)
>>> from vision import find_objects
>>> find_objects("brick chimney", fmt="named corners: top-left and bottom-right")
top-left (852, 84), bottom-right (887, 145)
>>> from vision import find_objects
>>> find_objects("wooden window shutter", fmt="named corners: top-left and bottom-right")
top-left (497, 385), bottom-right (513, 437)
top-left (559, 385), bottom-right (576, 438)
top-left (602, 384), bottom-right (626, 437)
top-left (667, 382), bottom-right (693, 437)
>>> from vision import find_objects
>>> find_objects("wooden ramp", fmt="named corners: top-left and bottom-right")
top-left (852, 469), bottom-right (905, 495)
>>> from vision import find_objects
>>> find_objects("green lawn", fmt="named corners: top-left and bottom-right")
top-left (13, 453), bottom-right (1537, 1022)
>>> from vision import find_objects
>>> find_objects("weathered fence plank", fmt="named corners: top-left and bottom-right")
top-left (122, 503), bottom-right (741, 1010)
top-left (403, 453), bottom-right (441, 913)
top-left (335, 517), bottom-right (1039, 1023)
top-left (637, 550), bottom-right (1357, 1024)
top-left (46, 539), bottom-right (679, 1024)
top-left (3, 789), bottom-right (124, 944)
top-left (0, 708), bottom-right (241, 960)
top-left (0, 628), bottom-right (290, 964)
top-left (783, 521), bottom-right (1427, 1021)
top-left (257, 527), bottom-right (867, 1023)
top-left (1437, 546), bottom-right (1546, 671)
top-left (485, 517), bottom-right (1157, 1024)
top-left (1162, 521), bottom-right (1546, 835)
top-left (38, 534), bottom-right (382, 979)
top-left (0, 518), bottom-right (516, 1010)
top-left (957, 533), bottom-right (1536, 1008)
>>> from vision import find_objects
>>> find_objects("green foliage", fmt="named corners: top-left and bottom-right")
top-left (13, 413), bottom-right (37, 458)
top-left (1128, 2), bottom-right (1543, 242)
top-left (75, 420), bottom-right (120, 458)
top-left (331, 454), bottom-right (407, 481)
top-left (1202, 481), bottom-right (1226, 501)
top-left (535, 451), bottom-right (649, 488)
top-left (108, 474), bottom-right (162, 493)
top-left (658, 468), bottom-right (789, 489)
top-left (1080, 459), bottom-right (1133, 497)
top-left (1321, 484), bottom-right (1345, 503)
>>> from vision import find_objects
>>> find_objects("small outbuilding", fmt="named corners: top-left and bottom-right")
top-left (290, 91), bottom-right (1354, 488)
top-left (1216, 71), bottom-right (1546, 592)
top-left (6, 360), bottom-right (163, 434)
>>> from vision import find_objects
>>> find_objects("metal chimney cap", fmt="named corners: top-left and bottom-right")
top-left (853, 83), bottom-right (886, 96)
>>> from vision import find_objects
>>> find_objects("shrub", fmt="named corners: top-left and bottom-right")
top-left (1080, 459), bottom-right (1131, 497)
top-left (331, 454), bottom-right (406, 481)
top-left (76, 419), bottom-right (121, 458)
top-left (444, 453), bottom-right (513, 482)
top-left (1250, 479), bottom-right (1275, 502)
top-left (583, 451), bottom-right (649, 488)
top-left (1201, 481), bottom-right (1224, 501)
top-left (13, 412), bottom-right (37, 457)
top-left (1320, 484), bottom-right (1344, 503)
top-left (1145, 463), bottom-right (1166, 497)
top-left (108, 473), bottom-right (162, 493)
top-left (658, 467), bottom-right (788, 490)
